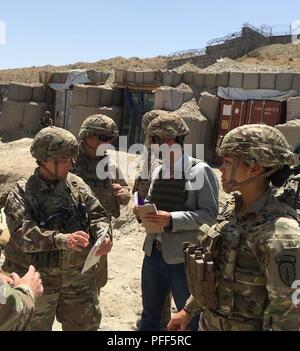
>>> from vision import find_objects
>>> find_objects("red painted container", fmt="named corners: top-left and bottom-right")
top-left (245, 100), bottom-right (286, 126)
top-left (213, 100), bottom-right (247, 164)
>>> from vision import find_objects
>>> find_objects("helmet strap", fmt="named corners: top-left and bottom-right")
top-left (40, 162), bottom-right (65, 182)
top-left (223, 156), bottom-right (281, 193)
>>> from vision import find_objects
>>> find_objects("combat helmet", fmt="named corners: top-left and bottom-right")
top-left (147, 114), bottom-right (189, 140)
top-left (78, 114), bottom-right (119, 141)
top-left (142, 111), bottom-right (162, 133)
top-left (218, 124), bottom-right (294, 168)
top-left (31, 126), bottom-right (79, 162)
top-left (218, 124), bottom-right (295, 192)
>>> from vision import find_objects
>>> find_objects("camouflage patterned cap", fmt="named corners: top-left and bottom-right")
top-left (78, 114), bottom-right (119, 141)
top-left (147, 114), bottom-right (189, 139)
top-left (31, 127), bottom-right (79, 162)
top-left (219, 124), bottom-right (295, 167)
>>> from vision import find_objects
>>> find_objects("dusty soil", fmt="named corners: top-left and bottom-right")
top-left (0, 137), bottom-right (225, 331)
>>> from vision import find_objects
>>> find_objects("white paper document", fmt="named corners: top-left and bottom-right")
top-left (81, 235), bottom-right (107, 274)
top-left (134, 192), bottom-right (163, 235)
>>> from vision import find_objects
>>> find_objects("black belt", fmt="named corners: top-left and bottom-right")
top-left (153, 240), bottom-right (162, 251)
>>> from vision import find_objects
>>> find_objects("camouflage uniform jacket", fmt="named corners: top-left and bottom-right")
top-left (73, 147), bottom-right (130, 218)
top-left (186, 189), bottom-right (300, 331)
top-left (0, 278), bottom-right (35, 331)
top-left (273, 173), bottom-right (300, 221)
top-left (3, 169), bottom-right (111, 271)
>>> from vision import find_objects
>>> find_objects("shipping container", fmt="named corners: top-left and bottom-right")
top-left (246, 100), bottom-right (286, 126)
top-left (213, 100), bottom-right (247, 164)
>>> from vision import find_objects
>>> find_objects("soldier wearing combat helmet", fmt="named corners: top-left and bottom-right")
top-left (73, 115), bottom-right (130, 294)
top-left (273, 142), bottom-right (300, 216)
top-left (169, 124), bottom-right (300, 331)
top-left (134, 114), bottom-right (219, 331)
top-left (3, 126), bottom-right (112, 331)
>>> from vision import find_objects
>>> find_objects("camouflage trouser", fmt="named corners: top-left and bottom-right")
top-left (3, 261), bottom-right (101, 331)
top-left (95, 255), bottom-right (108, 294)
top-left (202, 310), bottom-right (263, 331)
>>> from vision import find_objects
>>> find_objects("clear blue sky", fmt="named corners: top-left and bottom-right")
top-left (0, 0), bottom-right (299, 69)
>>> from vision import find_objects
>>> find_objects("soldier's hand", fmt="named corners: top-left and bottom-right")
top-left (66, 231), bottom-right (90, 252)
top-left (112, 184), bottom-right (129, 202)
top-left (96, 238), bottom-right (113, 257)
top-left (11, 265), bottom-right (44, 299)
top-left (167, 310), bottom-right (191, 331)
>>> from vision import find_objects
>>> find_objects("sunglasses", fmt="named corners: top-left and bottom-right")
top-left (93, 134), bottom-right (114, 142)
top-left (151, 136), bottom-right (166, 145)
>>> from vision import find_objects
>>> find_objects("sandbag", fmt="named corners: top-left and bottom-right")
top-left (292, 74), bottom-right (300, 91)
top-left (72, 85), bottom-right (88, 106)
top-left (100, 87), bottom-right (114, 106)
top-left (143, 71), bottom-right (156, 85)
top-left (154, 88), bottom-right (193, 111)
top-left (287, 97), bottom-right (300, 121)
top-left (87, 70), bottom-right (110, 83)
top-left (198, 92), bottom-right (220, 126)
top-left (243, 73), bottom-right (260, 90)
top-left (0, 101), bottom-right (48, 134)
top-left (204, 73), bottom-right (217, 89)
top-left (126, 71), bottom-right (136, 84)
top-left (276, 73), bottom-right (294, 91)
top-left (87, 87), bottom-right (102, 107)
top-left (275, 120), bottom-right (300, 161)
top-left (114, 69), bottom-right (127, 84)
top-left (193, 73), bottom-right (205, 88)
top-left (135, 72), bottom-right (144, 85)
top-left (112, 89), bottom-right (123, 106)
top-left (69, 106), bottom-right (123, 137)
top-left (229, 73), bottom-right (244, 88)
top-left (32, 86), bottom-right (46, 103)
top-left (8, 83), bottom-right (33, 102)
top-left (260, 73), bottom-right (276, 90)
top-left (182, 72), bottom-right (195, 85)
top-left (162, 71), bottom-right (182, 87)
top-left (216, 72), bottom-right (230, 87)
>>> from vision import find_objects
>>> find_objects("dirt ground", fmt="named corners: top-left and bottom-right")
top-left (0, 137), bottom-right (225, 331)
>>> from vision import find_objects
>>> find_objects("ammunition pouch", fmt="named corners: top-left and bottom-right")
top-left (183, 225), bottom-right (222, 310)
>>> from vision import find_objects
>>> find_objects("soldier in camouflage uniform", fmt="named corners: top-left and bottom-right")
top-left (273, 142), bottom-right (300, 219)
top-left (0, 266), bottom-right (43, 331)
top-left (2, 127), bottom-right (112, 331)
top-left (40, 111), bottom-right (54, 129)
top-left (135, 114), bottom-right (219, 331)
top-left (73, 114), bottom-right (130, 291)
top-left (169, 124), bottom-right (300, 331)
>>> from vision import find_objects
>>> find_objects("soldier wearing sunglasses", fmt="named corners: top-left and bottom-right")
top-left (74, 114), bottom-right (130, 294)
